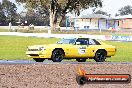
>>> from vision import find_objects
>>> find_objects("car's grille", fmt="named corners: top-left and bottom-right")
top-left (28, 49), bottom-right (39, 51)
top-left (29, 54), bottom-right (39, 56)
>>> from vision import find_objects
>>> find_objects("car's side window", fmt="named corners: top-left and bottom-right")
top-left (89, 39), bottom-right (96, 45)
top-left (76, 38), bottom-right (88, 45)
top-left (89, 39), bottom-right (101, 45)
top-left (69, 39), bottom-right (76, 44)
top-left (93, 39), bottom-right (101, 45)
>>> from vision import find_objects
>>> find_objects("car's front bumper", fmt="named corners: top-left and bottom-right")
top-left (26, 51), bottom-right (51, 58)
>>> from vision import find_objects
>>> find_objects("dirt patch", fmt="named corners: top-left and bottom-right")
top-left (0, 63), bottom-right (131, 88)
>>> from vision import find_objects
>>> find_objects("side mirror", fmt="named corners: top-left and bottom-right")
top-left (76, 42), bottom-right (80, 45)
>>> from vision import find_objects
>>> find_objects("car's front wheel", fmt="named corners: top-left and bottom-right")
top-left (52, 49), bottom-right (64, 62)
top-left (76, 59), bottom-right (86, 62)
top-left (94, 50), bottom-right (106, 62)
top-left (33, 58), bottom-right (45, 62)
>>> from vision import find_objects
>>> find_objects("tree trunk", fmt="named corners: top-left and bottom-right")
top-left (55, 14), bottom-right (65, 31)
top-left (50, 10), bottom-right (54, 30)
top-left (50, 9), bottom-right (65, 31)
top-left (59, 14), bottom-right (65, 26)
top-left (50, 3), bottom-right (57, 31)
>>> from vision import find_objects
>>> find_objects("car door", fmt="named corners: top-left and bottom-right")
top-left (73, 38), bottom-right (101, 58)
top-left (71, 38), bottom-right (90, 58)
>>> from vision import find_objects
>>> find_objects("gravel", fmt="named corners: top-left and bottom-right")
top-left (0, 63), bottom-right (131, 88)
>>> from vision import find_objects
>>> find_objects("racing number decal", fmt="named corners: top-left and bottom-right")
top-left (78, 47), bottom-right (86, 54)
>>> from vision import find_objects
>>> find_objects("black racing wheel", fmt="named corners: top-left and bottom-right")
top-left (52, 49), bottom-right (64, 62)
top-left (94, 50), bottom-right (106, 62)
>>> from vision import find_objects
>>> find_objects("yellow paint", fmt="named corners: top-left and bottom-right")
top-left (26, 41), bottom-right (116, 60)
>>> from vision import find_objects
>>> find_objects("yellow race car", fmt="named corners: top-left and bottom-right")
top-left (26, 37), bottom-right (116, 62)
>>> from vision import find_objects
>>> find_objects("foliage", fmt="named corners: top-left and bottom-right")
top-left (2, 0), bottom-right (18, 25)
top-left (20, 7), bottom-right (50, 26)
top-left (16, 0), bottom-right (102, 12)
top-left (0, 0), bottom-right (19, 26)
top-left (94, 10), bottom-right (109, 16)
top-left (16, 0), bottom-right (102, 29)
top-left (118, 5), bottom-right (132, 16)
top-left (0, 3), bottom-right (6, 25)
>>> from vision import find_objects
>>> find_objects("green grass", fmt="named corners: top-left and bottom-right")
top-left (0, 35), bottom-right (59, 60)
top-left (103, 41), bottom-right (132, 62)
top-left (0, 29), bottom-right (9, 32)
top-left (0, 35), bottom-right (132, 62)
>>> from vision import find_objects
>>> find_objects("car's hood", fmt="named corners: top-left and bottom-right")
top-left (28, 44), bottom-right (73, 49)
top-left (28, 45), bottom-right (46, 48)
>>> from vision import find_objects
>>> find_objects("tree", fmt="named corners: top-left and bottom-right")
top-left (118, 5), bottom-right (132, 16)
top-left (115, 13), bottom-right (119, 17)
top-left (20, 8), bottom-right (49, 26)
top-left (94, 10), bottom-right (109, 16)
top-left (0, 2), bottom-right (6, 25)
top-left (16, 0), bottom-right (102, 30)
top-left (2, 0), bottom-right (18, 25)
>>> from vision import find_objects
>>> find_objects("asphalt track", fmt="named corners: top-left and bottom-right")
top-left (0, 60), bottom-right (132, 65)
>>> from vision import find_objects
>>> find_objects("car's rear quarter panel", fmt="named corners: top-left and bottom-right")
top-left (88, 45), bottom-right (116, 57)
top-left (105, 47), bottom-right (116, 56)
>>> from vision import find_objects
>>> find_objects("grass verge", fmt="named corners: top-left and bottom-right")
top-left (0, 35), bottom-right (132, 62)
top-left (103, 41), bottom-right (132, 62)
top-left (0, 35), bottom-right (59, 60)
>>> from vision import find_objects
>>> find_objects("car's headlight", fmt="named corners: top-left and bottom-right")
top-left (27, 47), bottom-right (34, 51)
top-left (27, 46), bottom-right (46, 51)
top-left (27, 47), bottom-right (29, 51)
top-left (39, 47), bottom-right (46, 51)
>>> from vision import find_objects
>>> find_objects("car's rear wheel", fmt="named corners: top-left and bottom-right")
top-left (52, 49), bottom-right (64, 62)
top-left (76, 59), bottom-right (86, 62)
top-left (33, 58), bottom-right (45, 62)
top-left (94, 50), bottom-right (106, 62)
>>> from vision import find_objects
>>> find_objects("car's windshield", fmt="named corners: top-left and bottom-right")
top-left (57, 38), bottom-right (76, 44)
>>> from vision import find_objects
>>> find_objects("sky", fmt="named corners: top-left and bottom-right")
top-left (81, 0), bottom-right (132, 17)
top-left (0, 0), bottom-right (132, 17)
top-left (102, 0), bottom-right (132, 16)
